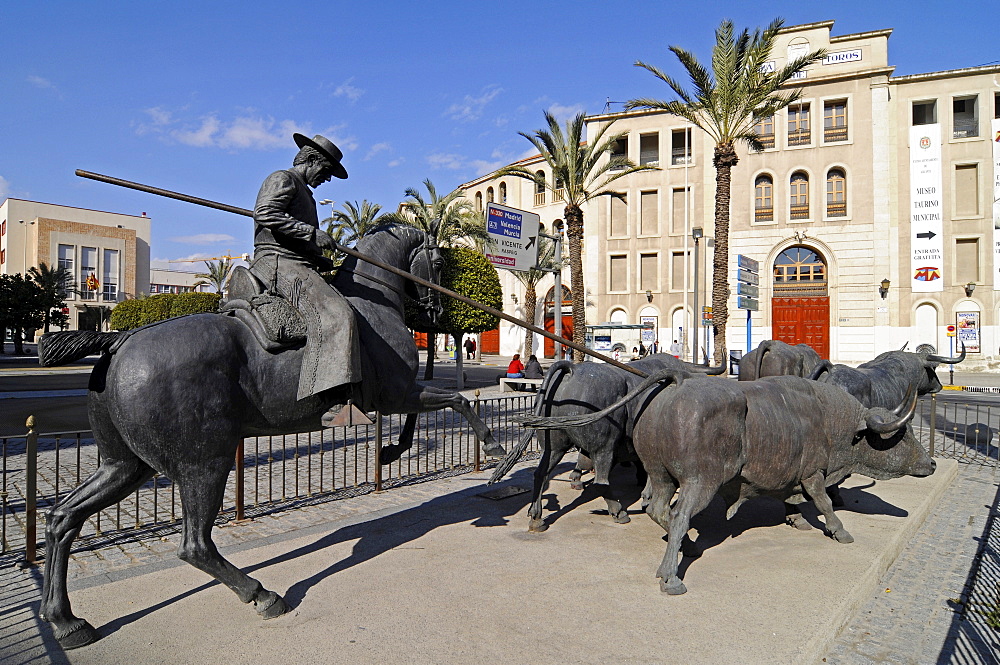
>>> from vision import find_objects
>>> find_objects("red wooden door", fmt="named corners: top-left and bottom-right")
top-left (543, 315), bottom-right (573, 358)
top-left (413, 332), bottom-right (428, 350)
top-left (480, 327), bottom-right (500, 354)
top-left (771, 297), bottom-right (829, 359)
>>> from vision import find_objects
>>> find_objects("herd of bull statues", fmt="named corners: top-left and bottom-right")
top-left (498, 340), bottom-right (964, 595)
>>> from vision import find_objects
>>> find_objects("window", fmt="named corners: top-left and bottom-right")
top-left (58, 244), bottom-right (75, 300)
top-left (912, 100), bottom-right (937, 126)
top-left (553, 176), bottom-right (564, 203)
top-left (826, 169), bottom-right (847, 218)
top-left (671, 128), bottom-right (692, 165)
top-left (475, 191), bottom-right (483, 212)
top-left (773, 246), bottom-right (827, 292)
top-left (640, 191), bottom-right (658, 235)
top-left (670, 188), bottom-right (688, 235)
top-left (639, 133), bottom-right (659, 166)
top-left (788, 104), bottom-right (811, 145)
top-left (102, 249), bottom-right (119, 302)
top-left (753, 115), bottom-right (775, 149)
top-left (610, 137), bottom-right (627, 170)
top-left (995, 92), bottom-right (1000, 118)
top-left (955, 164), bottom-right (979, 217)
top-left (610, 194), bottom-right (627, 236)
top-left (953, 96), bottom-right (979, 138)
top-left (486, 187), bottom-right (494, 203)
top-left (755, 175), bottom-right (774, 221)
top-left (498, 182), bottom-right (507, 204)
top-left (955, 238), bottom-right (979, 284)
top-left (640, 253), bottom-right (658, 292)
top-left (609, 255), bottom-right (628, 292)
top-left (534, 171), bottom-right (545, 206)
top-left (790, 172), bottom-right (809, 219)
top-left (823, 100), bottom-right (848, 142)
top-left (670, 251), bottom-right (687, 291)
top-left (81, 247), bottom-right (98, 301)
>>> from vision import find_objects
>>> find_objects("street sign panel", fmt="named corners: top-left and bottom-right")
top-left (738, 296), bottom-right (759, 311)
top-left (736, 268), bottom-right (759, 285)
top-left (484, 203), bottom-right (540, 272)
top-left (737, 282), bottom-right (759, 298)
top-left (946, 324), bottom-right (956, 337)
top-left (737, 254), bottom-right (759, 272)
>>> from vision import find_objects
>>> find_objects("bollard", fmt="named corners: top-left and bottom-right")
top-left (374, 411), bottom-right (383, 492)
top-left (473, 389), bottom-right (482, 472)
top-left (235, 440), bottom-right (245, 521)
top-left (22, 416), bottom-right (38, 567)
top-left (928, 393), bottom-right (937, 457)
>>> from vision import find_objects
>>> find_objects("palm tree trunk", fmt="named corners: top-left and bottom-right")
top-left (564, 203), bottom-right (586, 361)
top-left (711, 144), bottom-right (739, 365)
top-left (523, 283), bottom-right (537, 356)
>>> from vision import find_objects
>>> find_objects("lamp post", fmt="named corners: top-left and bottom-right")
top-left (540, 219), bottom-right (565, 360)
top-left (691, 227), bottom-right (703, 364)
top-left (18, 220), bottom-right (35, 273)
top-left (318, 199), bottom-right (336, 229)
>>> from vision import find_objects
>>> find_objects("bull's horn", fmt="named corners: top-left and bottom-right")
top-left (686, 359), bottom-right (728, 375)
top-left (808, 359), bottom-right (834, 382)
top-left (926, 340), bottom-right (965, 365)
top-left (899, 342), bottom-right (908, 351)
top-left (866, 386), bottom-right (918, 434)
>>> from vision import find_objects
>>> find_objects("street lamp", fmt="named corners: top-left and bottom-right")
top-left (18, 220), bottom-right (35, 273)
top-left (965, 282), bottom-right (976, 298)
top-left (691, 227), bottom-right (703, 364)
top-left (318, 199), bottom-right (336, 226)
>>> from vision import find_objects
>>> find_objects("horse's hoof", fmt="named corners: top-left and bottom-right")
top-left (56, 620), bottom-right (99, 650)
top-left (482, 441), bottom-right (505, 457)
top-left (254, 591), bottom-right (290, 619)
top-left (660, 577), bottom-right (687, 595)
top-left (613, 512), bottom-right (631, 524)
top-left (830, 529), bottom-right (854, 544)
top-left (786, 515), bottom-right (812, 531)
top-left (380, 445), bottom-right (404, 465)
top-left (527, 518), bottom-right (548, 533)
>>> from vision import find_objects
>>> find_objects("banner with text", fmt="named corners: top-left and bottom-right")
top-left (909, 124), bottom-right (944, 293)
top-left (993, 118), bottom-right (1000, 290)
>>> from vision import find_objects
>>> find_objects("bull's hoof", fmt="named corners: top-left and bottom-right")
top-left (786, 514), bottom-right (812, 531)
top-left (830, 528), bottom-right (854, 544)
top-left (56, 620), bottom-right (99, 650)
top-left (612, 511), bottom-right (631, 524)
top-left (660, 577), bottom-right (687, 595)
top-left (527, 518), bottom-right (548, 533)
top-left (254, 590), bottom-right (290, 619)
top-left (569, 480), bottom-right (585, 491)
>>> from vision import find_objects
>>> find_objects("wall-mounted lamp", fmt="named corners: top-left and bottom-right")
top-left (879, 278), bottom-right (890, 299)
top-left (511, 293), bottom-right (518, 304)
top-left (645, 289), bottom-right (653, 303)
top-left (965, 282), bottom-right (976, 298)
top-left (691, 227), bottom-right (704, 240)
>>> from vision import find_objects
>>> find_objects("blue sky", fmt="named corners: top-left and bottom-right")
top-left (2, 1), bottom-right (994, 269)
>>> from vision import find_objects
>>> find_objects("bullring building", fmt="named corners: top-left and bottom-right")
top-left (462, 20), bottom-right (1000, 368)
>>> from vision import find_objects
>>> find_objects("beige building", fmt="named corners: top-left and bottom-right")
top-left (463, 20), bottom-right (1000, 367)
top-left (0, 198), bottom-right (151, 332)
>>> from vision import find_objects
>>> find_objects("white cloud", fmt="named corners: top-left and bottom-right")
top-left (172, 115), bottom-right (221, 147)
top-left (445, 86), bottom-right (503, 122)
top-left (387, 158), bottom-right (404, 168)
top-left (0, 175), bottom-right (9, 200)
top-left (150, 254), bottom-right (216, 270)
top-left (547, 103), bottom-right (586, 123)
top-left (426, 153), bottom-right (466, 170)
top-left (136, 107), bottom-right (336, 152)
top-left (364, 142), bottom-right (391, 161)
top-left (470, 159), bottom-right (506, 176)
top-left (334, 77), bottom-right (365, 102)
top-left (27, 75), bottom-right (56, 91)
top-left (169, 233), bottom-right (237, 244)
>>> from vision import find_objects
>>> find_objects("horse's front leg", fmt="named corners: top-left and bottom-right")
top-left (379, 413), bottom-right (418, 465)
top-left (408, 384), bottom-right (503, 457)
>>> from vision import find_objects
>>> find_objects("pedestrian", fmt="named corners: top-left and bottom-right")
top-left (464, 337), bottom-right (476, 360)
top-left (652, 339), bottom-right (659, 354)
top-left (669, 339), bottom-right (682, 358)
top-left (506, 353), bottom-right (525, 378)
top-left (638, 341), bottom-right (647, 357)
top-left (523, 354), bottom-right (544, 379)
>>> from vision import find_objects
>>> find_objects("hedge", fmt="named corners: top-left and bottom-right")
top-left (110, 291), bottom-right (222, 331)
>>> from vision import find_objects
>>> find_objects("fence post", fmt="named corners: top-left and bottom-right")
top-left (473, 390), bottom-right (482, 472)
top-left (928, 393), bottom-right (936, 457)
top-left (22, 416), bottom-right (38, 567)
top-left (235, 440), bottom-right (245, 521)
top-left (374, 411), bottom-right (383, 493)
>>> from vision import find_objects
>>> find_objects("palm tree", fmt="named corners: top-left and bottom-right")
top-left (626, 18), bottom-right (825, 363)
top-left (326, 200), bottom-right (389, 247)
top-left (512, 234), bottom-right (559, 356)
top-left (195, 258), bottom-right (233, 294)
top-left (28, 262), bottom-right (73, 332)
top-left (498, 111), bottom-right (655, 360)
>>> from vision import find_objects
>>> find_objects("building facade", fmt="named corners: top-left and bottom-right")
top-left (463, 20), bottom-right (1000, 366)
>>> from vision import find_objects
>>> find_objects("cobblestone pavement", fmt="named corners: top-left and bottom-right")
top-left (823, 464), bottom-right (1000, 665)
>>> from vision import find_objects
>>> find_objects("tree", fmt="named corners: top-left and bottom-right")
top-left (195, 258), bottom-right (233, 294)
top-left (626, 18), bottom-right (824, 363)
top-left (326, 200), bottom-right (389, 246)
top-left (438, 247), bottom-right (502, 389)
top-left (498, 111), bottom-right (655, 360)
top-left (512, 233), bottom-right (559, 357)
top-left (28, 261), bottom-right (73, 333)
top-left (0, 273), bottom-right (46, 354)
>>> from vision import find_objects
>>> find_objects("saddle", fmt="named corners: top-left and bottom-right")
top-left (221, 266), bottom-right (306, 351)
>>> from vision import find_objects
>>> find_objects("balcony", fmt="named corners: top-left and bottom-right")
top-left (671, 149), bottom-right (692, 166)
top-left (755, 134), bottom-right (775, 150)
top-left (824, 126), bottom-right (848, 142)
top-left (826, 202), bottom-right (847, 218)
top-left (790, 204), bottom-right (810, 220)
top-left (534, 192), bottom-right (545, 207)
top-left (755, 207), bottom-right (774, 222)
top-left (788, 130), bottom-right (811, 146)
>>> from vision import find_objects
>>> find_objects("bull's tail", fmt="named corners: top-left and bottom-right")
top-left (520, 366), bottom-right (685, 430)
top-left (686, 356), bottom-right (728, 375)
top-left (38, 331), bottom-right (120, 367)
top-left (808, 359), bottom-right (835, 382)
top-left (488, 361), bottom-right (574, 484)
top-left (755, 339), bottom-right (777, 380)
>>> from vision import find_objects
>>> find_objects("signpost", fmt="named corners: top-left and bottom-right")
top-left (485, 203), bottom-right (540, 272)
top-left (737, 255), bottom-right (760, 357)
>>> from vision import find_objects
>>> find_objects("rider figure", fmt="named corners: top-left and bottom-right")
top-left (251, 133), bottom-right (361, 421)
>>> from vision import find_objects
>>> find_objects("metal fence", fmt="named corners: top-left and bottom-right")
top-left (1, 394), bottom-right (537, 563)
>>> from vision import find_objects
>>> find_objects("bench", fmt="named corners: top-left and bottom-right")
top-left (499, 377), bottom-right (544, 392)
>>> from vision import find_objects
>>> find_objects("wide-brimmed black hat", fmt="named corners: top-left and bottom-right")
top-left (293, 133), bottom-right (348, 179)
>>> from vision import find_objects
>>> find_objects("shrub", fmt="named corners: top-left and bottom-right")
top-left (109, 299), bottom-right (143, 331)
top-left (138, 294), bottom-right (176, 327)
top-left (169, 292), bottom-right (221, 317)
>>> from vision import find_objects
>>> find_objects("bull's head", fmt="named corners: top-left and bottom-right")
top-left (856, 387), bottom-right (935, 479)
top-left (918, 340), bottom-right (966, 393)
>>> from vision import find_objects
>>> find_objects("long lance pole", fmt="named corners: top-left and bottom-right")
top-left (76, 169), bottom-right (647, 377)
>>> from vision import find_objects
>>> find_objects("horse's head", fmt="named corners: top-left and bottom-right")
top-left (408, 234), bottom-right (444, 328)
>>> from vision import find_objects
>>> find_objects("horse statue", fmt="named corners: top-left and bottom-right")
top-left (36, 223), bottom-right (504, 649)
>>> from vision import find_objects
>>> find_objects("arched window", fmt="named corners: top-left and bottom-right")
top-left (534, 171), bottom-right (545, 206)
top-left (487, 187), bottom-right (494, 203)
top-left (499, 182), bottom-right (507, 204)
top-left (474, 191), bottom-right (483, 212)
top-left (773, 246), bottom-right (827, 295)
top-left (826, 168), bottom-right (846, 217)
top-left (790, 172), bottom-right (809, 220)
top-left (754, 175), bottom-right (774, 221)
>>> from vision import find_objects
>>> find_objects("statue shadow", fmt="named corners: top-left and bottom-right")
top-left (536, 462), bottom-right (644, 528)
top-left (98, 468), bottom-right (536, 638)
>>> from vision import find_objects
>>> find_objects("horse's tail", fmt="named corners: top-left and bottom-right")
top-left (38, 331), bottom-right (121, 367)
top-left (488, 360), bottom-right (574, 484)
top-left (520, 366), bottom-right (686, 430)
